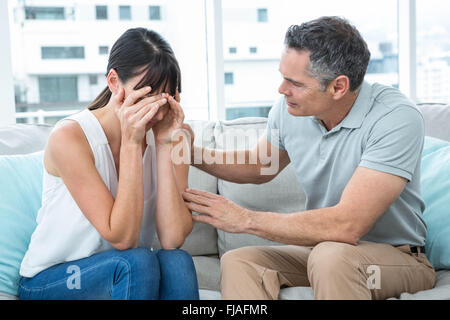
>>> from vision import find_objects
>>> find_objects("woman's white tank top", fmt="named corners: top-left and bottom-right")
top-left (20, 109), bottom-right (157, 278)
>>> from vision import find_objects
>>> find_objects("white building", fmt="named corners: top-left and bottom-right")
top-left (417, 57), bottom-right (450, 103)
top-left (8, 0), bottom-right (210, 123)
top-left (221, 0), bottom-right (400, 118)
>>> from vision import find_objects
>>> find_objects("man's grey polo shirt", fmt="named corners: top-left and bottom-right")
top-left (266, 81), bottom-right (426, 246)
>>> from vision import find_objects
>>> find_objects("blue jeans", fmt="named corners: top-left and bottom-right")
top-left (18, 248), bottom-right (199, 300)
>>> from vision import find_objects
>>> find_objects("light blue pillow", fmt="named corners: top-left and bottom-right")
top-left (421, 137), bottom-right (450, 270)
top-left (0, 152), bottom-right (43, 296)
top-left (422, 135), bottom-right (450, 157)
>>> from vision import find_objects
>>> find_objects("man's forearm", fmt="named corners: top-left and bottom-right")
top-left (243, 206), bottom-right (360, 247)
top-left (192, 146), bottom-right (268, 184)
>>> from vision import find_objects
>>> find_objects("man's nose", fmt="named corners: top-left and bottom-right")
top-left (278, 80), bottom-right (290, 96)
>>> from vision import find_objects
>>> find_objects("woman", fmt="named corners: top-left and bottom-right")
top-left (18, 28), bottom-right (199, 300)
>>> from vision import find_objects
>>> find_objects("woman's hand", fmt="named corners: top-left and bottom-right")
top-left (113, 86), bottom-right (168, 145)
top-left (152, 92), bottom-right (187, 147)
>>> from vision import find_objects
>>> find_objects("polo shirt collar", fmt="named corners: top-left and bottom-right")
top-left (337, 81), bottom-right (373, 130)
top-left (310, 81), bottom-right (373, 134)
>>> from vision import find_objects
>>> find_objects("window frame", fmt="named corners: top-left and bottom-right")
top-left (1, 0), bottom-right (14, 125)
top-left (119, 5), bottom-right (132, 21)
top-left (257, 8), bottom-right (268, 23)
top-left (98, 46), bottom-right (109, 55)
top-left (398, 0), bottom-right (417, 102)
top-left (149, 5), bottom-right (161, 21)
top-left (41, 46), bottom-right (86, 60)
top-left (38, 75), bottom-right (79, 103)
top-left (95, 5), bottom-right (108, 20)
top-left (224, 72), bottom-right (234, 85)
top-left (24, 6), bottom-right (66, 20)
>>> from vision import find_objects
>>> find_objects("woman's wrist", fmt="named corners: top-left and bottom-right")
top-left (121, 139), bottom-right (144, 153)
top-left (155, 141), bottom-right (172, 152)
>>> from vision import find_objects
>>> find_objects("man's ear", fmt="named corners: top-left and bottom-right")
top-left (106, 69), bottom-right (121, 95)
top-left (329, 75), bottom-right (350, 100)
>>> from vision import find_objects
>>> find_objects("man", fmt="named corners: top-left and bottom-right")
top-left (181, 16), bottom-right (435, 300)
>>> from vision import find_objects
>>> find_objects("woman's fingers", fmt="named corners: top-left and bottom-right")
top-left (168, 95), bottom-right (185, 124)
top-left (130, 93), bottom-right (168, 113)
top-left (122, 86), bottom-right (152, 108)
top-left (131, 96), bottom-right (167, 122)
top-left (113, 88), bottom-right (125, 112)
top-left (137, 98), bottom-right (168, 126)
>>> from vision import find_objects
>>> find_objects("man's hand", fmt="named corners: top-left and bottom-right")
top-left (182, 189), bottom-right (251, 233)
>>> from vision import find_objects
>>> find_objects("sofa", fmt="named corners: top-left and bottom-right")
top-left (1, 102), bottom-right (450, 300)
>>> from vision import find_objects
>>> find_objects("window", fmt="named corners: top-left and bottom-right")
top-left (416, 0), bottom-right (450, 104)
top-left (226, 106), bottom-right (271, 120)
top-left (222, 0), bottom-right (399, 119)
top-left (225, 72), bottom-right (234, 85)
top-left (257, 8), bottom-right (268, 23)
top-left (99, 46), bottom-right (109, 55)
top-left (89, 75), bottom-right (98, 86)
top-left (39, 76), bottom-right (78, 103)
top-left (149, 6), bottom-right (161, 20)
top-left (119, 5), bottom-right (131, 20)
top-left (96, 5), bottom-right (108, 20)
top-left (229, 47), bottom-right (237, 54)
top-left (41, 47), bottom-right (85, 60)
top-left (7, 0), bottom-right (210, 124)
top-left (25, 7), bottom-right (65, 20)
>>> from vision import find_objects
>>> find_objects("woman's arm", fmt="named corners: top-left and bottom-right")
top-left (155, 138), bottom-right (193, 249)
top-left (46, 87), bottom-right (168, 250)
top-left (153, 95), bottom-right (194, 249)
top-left (47, 122), bottom-right (144, 250)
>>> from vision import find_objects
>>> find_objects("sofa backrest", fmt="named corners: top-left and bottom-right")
top-left (0, 124), bottom-right (53, 155)
top-left (417, 104), bottom-right (450, 142)
top-left (212, 117), bottom-right (307, 256)
top-left (1, 103), bottom-right (449, 259)
top-left (2, 104), bottom-right (448, 157)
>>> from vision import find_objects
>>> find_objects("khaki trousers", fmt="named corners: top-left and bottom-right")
top-left (220, 241), bottom-right (436, 300)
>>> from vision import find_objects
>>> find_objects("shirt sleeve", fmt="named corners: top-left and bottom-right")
top-left (266, 98), bottom-right (286, 151)
top-left (359, 106), bottom-right (425, 182)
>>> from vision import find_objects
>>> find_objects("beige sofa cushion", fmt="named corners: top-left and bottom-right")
top-left (214, 117), bottom-right (306, 257)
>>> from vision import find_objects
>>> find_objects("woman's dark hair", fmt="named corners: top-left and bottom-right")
top-left (88, 28), bottom-right (181, 110)
top-left (284, 16), bottom-right (371, 92)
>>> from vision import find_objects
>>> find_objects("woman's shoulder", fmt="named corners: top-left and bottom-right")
top-left (45, 120), bottom-right (95, 177)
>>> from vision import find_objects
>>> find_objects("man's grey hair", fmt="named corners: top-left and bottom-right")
top-left (284, 16), bottom-right (371, 92)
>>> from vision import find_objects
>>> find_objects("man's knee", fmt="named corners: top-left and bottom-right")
top-left (307, 241), bottom-right (360, 279)
top-left (221, 247), bottom-right (263, 273)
